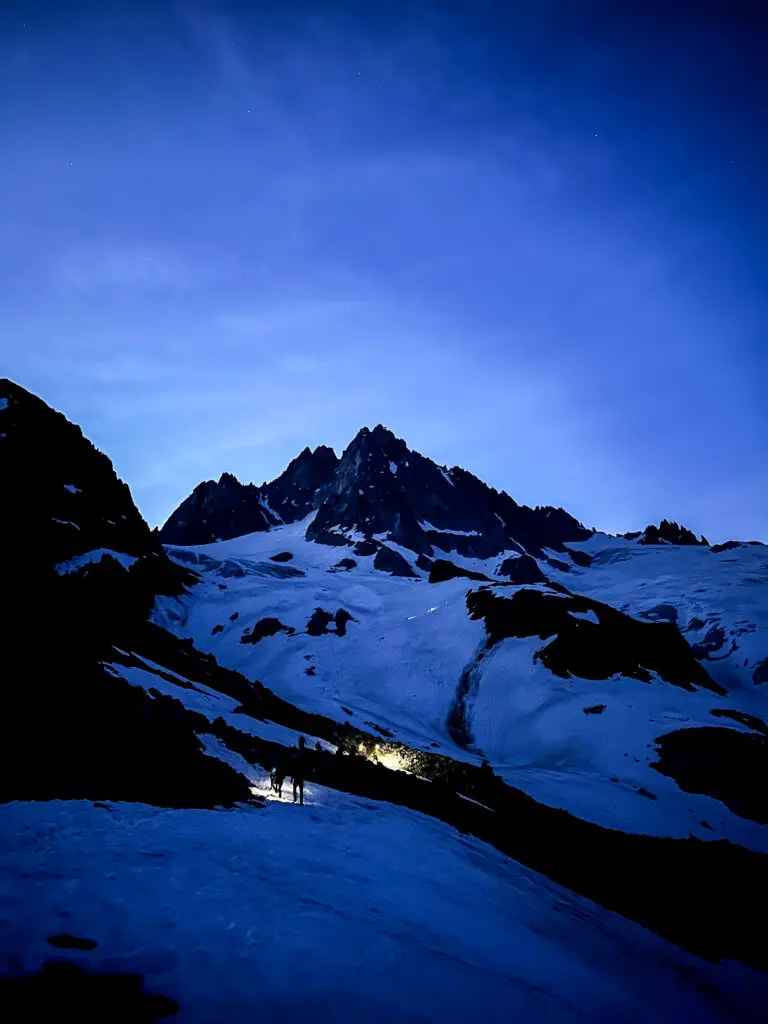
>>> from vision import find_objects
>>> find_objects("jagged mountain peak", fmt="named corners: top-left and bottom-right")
top-left (621, 520), bottom-right (709, 547)
top-left (306, 428), bottom-right (590, 560)
top-left (354, 422), bottom-right (398, 442)
top-left (159, 441), bottom-right (340, 546)
top-left (218, 470), bottom-right (244, 486)
top-left (343, 423), bottom-right (407, 463)
top-left (161, 421), bottom-right (592, 558)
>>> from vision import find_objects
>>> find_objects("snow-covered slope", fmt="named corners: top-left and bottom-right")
top-left (156, 520), bottom-right (768, 851)
top-left (2, 795), bottom-right (765, 1024)
top-left (563, 532), bottom-right (768, 693)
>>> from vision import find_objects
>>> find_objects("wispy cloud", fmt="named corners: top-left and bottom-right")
top-left (213, 298), bottom-right (366, 340)
top-left (52, 245), bottom-right (197, 293)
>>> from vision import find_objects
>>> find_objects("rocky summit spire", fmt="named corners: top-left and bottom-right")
top-left (305, 424), bottom-right (591, 560)
top-left (263, 444), bottom-right (339, 524)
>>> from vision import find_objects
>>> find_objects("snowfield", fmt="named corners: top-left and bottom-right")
top-left (154, 521), bottom-right (768, 851)
top-left (1, 795), bottom-right (765, 1024)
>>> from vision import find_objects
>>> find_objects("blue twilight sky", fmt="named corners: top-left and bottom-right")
top-left (1, 0), bottom-right (765, 540)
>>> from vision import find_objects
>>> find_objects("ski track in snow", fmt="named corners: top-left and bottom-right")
top-left (153, 521), bottom-right (768, 851)
top-left (1, 796), bottom-right (765, 1024)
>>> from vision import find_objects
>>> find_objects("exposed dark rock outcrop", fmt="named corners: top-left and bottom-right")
top-left (753, 658), bottom-right (768, 685)
top-left (710, 540), bottom-right (741, 553)
top-left (652, 726), bottom-right (768, 823)
top-left (328, 557), bottom-right (357, 572)
top-left (545, 557), bottom-right (571, 573)
top-left (711, 540), bottom-right (765, 553)
top-left (466, 587), bottom-right (725, 694)
top-left (639, 604), bottom-right (679, 625)
top-left (269, 551), bottom-right (294, 562)
top-left (0, 962), bottom-right (181, 1023)
top-left (352, 538), bottom-right (380, 556)
top-left (307, 608), bottom-right (335, 636)
top-left (583, 704), bottom-right (607, 715)
top-left (373, 546), bottom-right (419, 578)
top-left (563, 546), bottom-right (593, 567)
top-left (429, 559), bottom-right (492, 584)
top-left (240, 617), bottom-right (295, 644)
top-left (496, 554), bottom-right (547, 584)
top-left (47, 934), bottom-right (99, 951)
top-left (312, 529), bottom-right (352, 547)
top-left (305, 608), bottom-right (356, 636)
top-left (334, 609), bottom-right (356, 637)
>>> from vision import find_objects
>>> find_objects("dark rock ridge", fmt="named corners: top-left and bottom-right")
top-left (159, 445), bottom-right (339, 545)
top-left (621, 520), bottom-right (708, 546)
top-left (466, 586), bottom-right (725, 694)
top-left (429, 559), bottom-right (493, 584)
top-left (306, 424), bottom-right (591, 560)
top-left (710, 539), bottom-right (765, 553)
top-left (0, 380), bottom-right (249, 809)
top-left (0, 378), bottom-right (178, 585)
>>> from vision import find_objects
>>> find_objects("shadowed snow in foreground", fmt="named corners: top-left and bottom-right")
top-left (0, 794), bottom-right (765, 1023)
